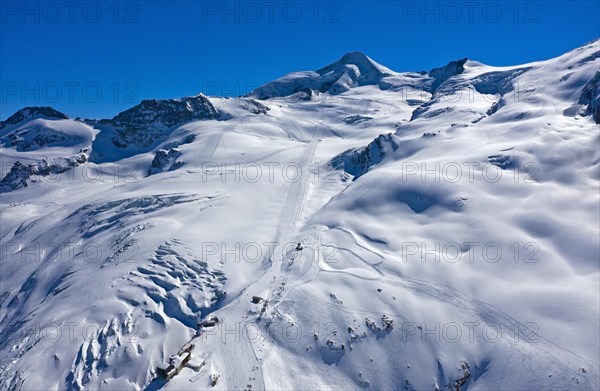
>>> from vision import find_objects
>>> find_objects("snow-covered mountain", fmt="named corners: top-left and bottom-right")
top-left (1, 40), bottom-right (599, 391)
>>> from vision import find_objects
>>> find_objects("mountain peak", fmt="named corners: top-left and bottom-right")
top-left (317, 51), bottom-right (392, 78)
top-left (249, 51), bottom-right (394, 99)
top-left (340, 51), bottom-right (372, 64)
top-left (1, 106), bottom-right (68, 126)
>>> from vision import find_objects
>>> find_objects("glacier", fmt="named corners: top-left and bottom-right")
top-left (0, 40), bottom-right (599, 391)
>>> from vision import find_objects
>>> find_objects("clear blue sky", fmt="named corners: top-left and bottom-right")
top-left (1, 0), bottom-right (599, 120)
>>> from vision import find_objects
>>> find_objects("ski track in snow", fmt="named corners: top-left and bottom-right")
top-left (1, 41), bottom-right (599, 390)
top-left (178, 121), bottom-right (323, 391)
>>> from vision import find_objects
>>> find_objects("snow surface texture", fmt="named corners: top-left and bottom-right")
top-left (1, 40), bottom-right (599, 391)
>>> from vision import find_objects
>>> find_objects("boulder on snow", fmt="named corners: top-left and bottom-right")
top-left (210, 373), bottom-right (220, 387)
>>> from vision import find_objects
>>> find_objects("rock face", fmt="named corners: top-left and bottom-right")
top-left (97, 94), bottom-right (220, 149)
top-left (0, 107), bottom-right (68, 133)
top-left (330, 133), bottom-right (399, 178)
top-left (0, 154), bottom-right (87, 193)
top-left (579, 71), bottom-right (600, 123)
top-left (427, 58), bottom-right (468, 93)
top-left (147, 148), bottom-right (183, 176)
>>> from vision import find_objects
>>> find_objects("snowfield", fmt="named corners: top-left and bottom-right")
top-left (0, 40), bottom-right (599, 391)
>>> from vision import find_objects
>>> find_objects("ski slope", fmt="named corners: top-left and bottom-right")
top-left (0, 40), bottom-right (599, 391)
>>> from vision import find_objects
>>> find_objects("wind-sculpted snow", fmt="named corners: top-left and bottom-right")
top-left (410, 65), bottom-right (533, 123)
top-left (0, 40), bottom-right (599, 391)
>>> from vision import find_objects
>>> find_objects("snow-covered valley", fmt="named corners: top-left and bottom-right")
top-left (0, 40), bottom-right (599, 391)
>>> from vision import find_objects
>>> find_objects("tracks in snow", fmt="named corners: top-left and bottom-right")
top-left (164, 122), bottom-right (323, 390)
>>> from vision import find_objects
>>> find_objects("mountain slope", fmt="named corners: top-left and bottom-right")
top-left (0, 40), bottom-right (599, 391)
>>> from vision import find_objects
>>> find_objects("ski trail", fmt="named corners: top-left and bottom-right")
top-left (239, 121), bottom-right (323, 388)
top-left (174, 121), bottom-right (323, 391)
top-left (191, 132), bottom-right (223, 168)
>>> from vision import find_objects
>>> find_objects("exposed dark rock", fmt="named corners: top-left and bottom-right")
top-left (0, 107), bottom-right (68, 132)
top-left (147, 148), bottom-right (183, 176)
top-left (0, 154), bottom-right (87, 193)
top-left (244, 99), bottom-right (271, 114)
top-left (445, 362), bottom-right (471, 391)
top-left (488, 154), bottom-right (520, 170)
top-left (330, 133), bottom-right (399, 179)
top-left (579, 71), bottom-right (600, 123)
top-left (97, 94), bottom-right (221, 150)
top-left (428, 58), bottom-right (468, 93)
top-left (343, 115), bottom-right (373, 124)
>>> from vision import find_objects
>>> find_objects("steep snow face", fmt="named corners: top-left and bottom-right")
top-left (314, 51), bottom-right (393, 90)
top-left (1, 40), bottom-right (599, 391)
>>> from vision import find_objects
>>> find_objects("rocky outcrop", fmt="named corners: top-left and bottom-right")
top-left (96, 94), bottom-right (220, 150)
top-left (0, 154), bottom-right (87, 193)
top-left (445, 362), bottom-right (471, 391)
top-left (428, 58), bottom-right (468, 93)
top-left (2, 128), bottom-right (69, 150)
top-left (330, 133), bottom-right (399, 179)
top-left (243, 98), bottom-right (271, 114)
top-left (0, 107), bottom-right (68, 133)
top-left (342, 115), bottom-right (373, 124)
top-left (147, 148), bottom-right (182, 176)
top-left (579, 71), bottom-right (600, 123)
